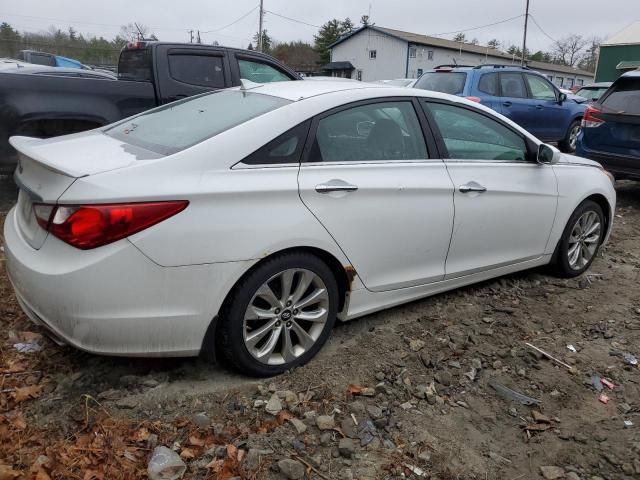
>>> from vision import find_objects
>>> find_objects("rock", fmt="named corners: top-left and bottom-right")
top-left (532, 411), bottom-right (551, 424)
top-left (340, 418), bottom-right (357, 438)
top-left (539, 466), bottom-right (565, 480)
top-left (634, 458), bottom-right (640, 474)
top-left (621, 463), bottom-right (634, 475)
top-left (349, 401), bottom-right (366, 415)
top-left (142, 378), bottom-right (160, 388)
top-left (375, 371), bottom-right (386, 381)
top-left (245, 449), bottom-right (273, 471)
top-left (400, 401), bottom-right (413, 410)
top-left (254, 399), bottom-right (266, 408)
top-left (277, 459), bottom-right (305, 480)
top-left (471, 358), bottom-right (482, 369)
top-left (288, 418), bottom-right (307, 435)
top-left (148, 446), bottom-right (187, 480)
top-left (115, 396), bottom-right (138, 409)
top-left (97, 389), bottom-right (121, 401)
top-left (565, 472), bottom-right (580, 480)
top-left (291, 439), bottom-right (305, 451)
top-left (573, 433), bottom-right (588, 444)
top-left (265, 394), bottom-right (283, 415)
top-left (408, 338), bottom-right (426, 352)
top-left (191, 413), bottom-right (210, 428)
top-left (434, 371), bottom-right (452, 387)
top-left (366, 405), bottom-right (383, 419)
top-left (316, 415), bottom-right (335, 430)
top-left (338, 437), bottom-right (356, 458)
top-left (488, 451), bottom-right (511, 465)
top-left (361, 387), bottom-right (376, 397)
top-left (448, 360), bottom-right (462, 369)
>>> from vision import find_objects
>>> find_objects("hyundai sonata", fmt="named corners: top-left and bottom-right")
top-left (4, 80), bottom-right (616, 376)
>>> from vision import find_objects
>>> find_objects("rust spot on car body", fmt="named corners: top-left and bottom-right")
top-left (344, 265), bottom-right (357, 289)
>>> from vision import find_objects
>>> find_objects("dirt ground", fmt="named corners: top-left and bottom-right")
top-left (0, 175), bottom-right (639, 480)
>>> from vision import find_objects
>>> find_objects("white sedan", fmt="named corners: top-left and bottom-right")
top-left (4, 81), bottom-right (616, 376)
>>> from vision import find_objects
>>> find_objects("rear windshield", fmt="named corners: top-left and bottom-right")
top-left (575, 87), bottom-right (609, 101)
top-left (600, 78), bottom-right (640, 114)
top-left (414, 72), bottom-right (467, 95)
top-left (118, 49), bottom-right (152, 81)
top-left (105, 90), bottom-right (291, 154)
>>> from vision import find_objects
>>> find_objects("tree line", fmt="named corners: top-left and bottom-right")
top-left (0, 17), bottom-right (599, 72)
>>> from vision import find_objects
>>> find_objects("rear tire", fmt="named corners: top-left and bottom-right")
top-left (559, 120), bottom-right (581, 153)
top-left (215, 252), bottom-right (338, 377)
top-left (551, 200), bottom-right (605, 278)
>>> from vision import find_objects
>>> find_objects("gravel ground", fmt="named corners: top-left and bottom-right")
top-left (1, 176), bottom-right (639, 480)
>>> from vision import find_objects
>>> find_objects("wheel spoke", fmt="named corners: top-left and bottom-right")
top-left (280, 270), bottom-right (295, 304)
top-left (569, 243), bottom-right (582, 266)
top-left (256, 283), bottom-right (282, 309)
top-left (281, 328), bottom-right (296, 363)
top-left (290, 321), bottom-right (316, 350)
top-left (294, 287), bottom-right (328, 310)
top-left (295, 308), bottom-right (328, 323)
top-left (246, 319), bottom-right (279, 349)
top-left (255, 327), bottom-right (282, 361)
top-left (245, 305), bottom-right (277, 321)
top-left (584, 221), bottom-right (601, 238)
top-left (291, 270), bottom-right (314, 305)
top-left (568, 242), bottom-right (580, 258)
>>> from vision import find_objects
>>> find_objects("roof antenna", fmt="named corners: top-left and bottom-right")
top-left (240, 79), bottom-right (264, 91)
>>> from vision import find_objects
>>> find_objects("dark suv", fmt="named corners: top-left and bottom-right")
top-left (414, 65), bottom-right (586, 152)
top-left (576, 70), bottom-right (640, 180)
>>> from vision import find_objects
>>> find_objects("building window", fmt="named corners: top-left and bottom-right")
top-left (554, 76), bottom-right (564, 87)
top-left (417, 68), bottom-right (423, 78)
top-left (357, 70), bottom-right (362, 81)
top-left (427, 50), bottom-right (434, 60)
top-left (369, 50), bottom-right (377, 60)
top-left (409, 47), bottom-right (417, 58)
top-left (576, 79), bottom-right (584, 86)
top-left (566, 78), bottom-right (575, 88)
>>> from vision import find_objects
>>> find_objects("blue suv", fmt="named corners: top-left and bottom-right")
top-left (576, 70), bottom-right (640, 180)
top-left (414, 65), bottom-right (586, 152)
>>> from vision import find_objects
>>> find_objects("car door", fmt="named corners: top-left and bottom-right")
top-left (523, 73), bottom-right (568, 141)
top-left (154, 46), bottom-right (231, 104)
top-left (298, 98), bottom-right (455, 292)
top-left (421, 100), bottom-right (558, 278)
top-left (498, 72), bottom-right (538, 134)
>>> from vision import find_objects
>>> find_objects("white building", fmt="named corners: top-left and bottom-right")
top-left (326, 26), bottom-right (594, 88)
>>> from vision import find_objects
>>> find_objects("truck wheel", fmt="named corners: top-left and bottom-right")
top-left (559, 120), bottom-right (581, 153)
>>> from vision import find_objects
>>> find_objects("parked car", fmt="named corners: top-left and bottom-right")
top-left (0, 58), bottom-right (31, 70)
top-left (375, 78), bottom-right (417, 87)
top-left (4, 81), bottom-right (615, 376)
top-left (574, 82), bottom-right (613, 103)
top-left (0, 41), bottom-right (300, 173)
top-left (16, 50), bottom-right (88, 69)
top-left (414, 65), bottom-right (587, 152)
top-left (0, 65), bottom-right (116, 79)
top-left (576, 71), bottom-right (640, 180)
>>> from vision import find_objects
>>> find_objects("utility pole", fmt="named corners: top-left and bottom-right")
top-left (258, 0), bottom-right (264, 52)
top-left (197, 30), bottom-right (201, 43)
top-left (189, 29), bottom-right (194, 43)
top-left (521, 0), bottom-right (530, 66)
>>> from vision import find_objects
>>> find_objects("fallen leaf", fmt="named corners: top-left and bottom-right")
top-left (348, 384), bottom-right (364, 395)
top-left (226, 444), bottom-right (238, 460)
top-left (0, 464), bottom-right (21, 480)
top-left (83, 470), bottom-right (104, 480)
top-left (205, 459), bottom-right (223, 471)
top-left (133, 427), bottom-right (150, 442)
top-left (180, 448), bottom-right (196, 460)
top-left (276, 410), bottom-right (294, 423)
top-left (35, 469), bottom-right (51, 480)
top-left (12, 385), bottom-right (43, 403)
top-left (189, 435), bottom-right (205, 447)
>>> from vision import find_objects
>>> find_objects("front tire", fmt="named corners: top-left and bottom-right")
top-left (215, 252), bottom-right (338, 377)
top-left (552, 200), bottom-right (605, 278)
top-left (559, 120), bottom-right (581, 153)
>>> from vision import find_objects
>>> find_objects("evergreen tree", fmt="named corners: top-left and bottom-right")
top-left (314, 19), bottom-right (355, 65)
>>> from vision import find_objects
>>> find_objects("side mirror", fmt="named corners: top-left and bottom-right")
top-left (537, 143), bottom-right (561, 165)
top-left (558, 92), bottom-right (567, 103)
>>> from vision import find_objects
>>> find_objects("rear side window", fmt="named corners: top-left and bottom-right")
top-left (601, 78), bottom-right (640, 114)
top-left (29, 53), bottom-right (55, 66)
top-left (239, 59), bottom-right (292, 83)
top-left (426, 102), bottom-right (527, 161)
top-left (500, 73), bottom-right (527, 98)
top-left (478, 73), bottom-right (499, 95)
top-left (414, 72), bottom-right (467, 95)
top-left (118, 49), bottom-right (152, 81)
top-left (243, 121), bottom-right (311, 165)
top-left (106, 90), bottom-right (291, 155)
top-left (168, 54), bottom-right (225, 88)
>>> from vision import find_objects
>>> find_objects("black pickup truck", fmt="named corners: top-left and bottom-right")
top-left (0, 42), bottom-right (300, 173)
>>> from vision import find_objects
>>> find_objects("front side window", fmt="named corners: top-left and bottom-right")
top-left (238, 59), bottom-right (292, 83)
top-left (426, 102), bottom-right (528, 161)
top-left (499, 73), bottom-right (527, 98)
top-left (478, 73), bottom-right (499, 96)
top-left (310, 101), bottom-right (428, 162)
top-left (525, 74), bottom-right (557, 101)
top-left (106, 90), bottom-right (291, 155)
top-left (243, 121), bottom-right (311, 165)
top-left (168, 54), bottom-right (225, 88)
top-left (414, 72), bottom-right (467, 95)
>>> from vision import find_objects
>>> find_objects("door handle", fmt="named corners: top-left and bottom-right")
top-left (503, 101), bottom-right (512, 107)
top-left (315, 183), bottom-right (359, 194)
top-left (459, 183), bottom-right (487, 193)
top-left (536, 105), bottom-right (544, 109)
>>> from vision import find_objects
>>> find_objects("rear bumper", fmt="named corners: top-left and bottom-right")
top-left (576, 143), bottom-right (640, 179)
top-left (4, 206), bottom-right (254, 357)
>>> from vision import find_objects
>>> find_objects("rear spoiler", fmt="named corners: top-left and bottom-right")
top-left (9, 136), bottom-right (79, 177)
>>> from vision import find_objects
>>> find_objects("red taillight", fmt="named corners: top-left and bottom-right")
top-left (582, 105), bottom-right (604, 128)
top-left (465, 96), bottom-right (482, 103)
top-left (34, 201), bottom-right (188, 250)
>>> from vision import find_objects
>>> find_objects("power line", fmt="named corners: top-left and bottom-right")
top-left (528, 15), bottom-right (558, 43)
top-left (430, 14), bottom-right (525, 37)
top-left (201, 6), bottom-right (259, 33)
top-left (264, 10), bottom-right (321, 29)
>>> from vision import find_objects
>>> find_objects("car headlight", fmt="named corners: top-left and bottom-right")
top-left (599, 167), bottom-right (615, 186)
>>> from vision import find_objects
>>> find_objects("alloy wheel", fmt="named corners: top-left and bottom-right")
top-left (243, 269), bottom-right (329, 365)
top-left (569, 124), bottom-right (581, 150)
top-left (567, 210), bottom-right (601, 270)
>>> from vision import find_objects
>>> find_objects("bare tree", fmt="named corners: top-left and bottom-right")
top-left (579, 36), bottom-right (602, 72)
top-left (551, 34), bottom-right (589, 67)
top-left (119, 23), bottom-right (152, 42)
top-left (487, 38), bottom-right (500, 49)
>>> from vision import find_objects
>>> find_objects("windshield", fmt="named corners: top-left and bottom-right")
top-left (414, 72), bottom-right (467, 95)
top-left (105, 90), bottom-right (291, 154)
top-left (575, 87), bottom-right (609, 101)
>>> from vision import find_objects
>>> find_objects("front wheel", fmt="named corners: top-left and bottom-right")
top-left (215, 252), bottom-right (338, 377)
top-left (552, 200), bottom-right (605, 278)
top-left (559, 120), bottom-right (581, 153)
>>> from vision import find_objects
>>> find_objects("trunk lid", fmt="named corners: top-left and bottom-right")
top-left (10, 132), bottom-right (163, 249)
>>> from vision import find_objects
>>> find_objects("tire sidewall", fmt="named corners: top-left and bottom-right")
top-left (560, 120), bottom-right (581, 153)
top-left (555, 200), bottom-right (604, 277)
top-left (217, 253), bottom-right (339, 377)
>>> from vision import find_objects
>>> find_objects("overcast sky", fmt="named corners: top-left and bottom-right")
top-left (2, 0), bottom-right (635, 52)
